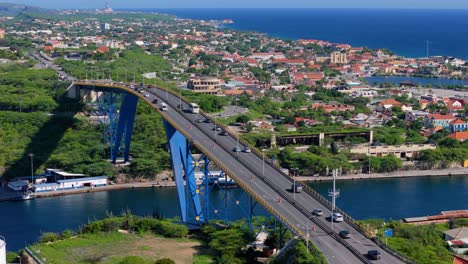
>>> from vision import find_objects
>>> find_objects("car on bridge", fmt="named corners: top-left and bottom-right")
top-left (367, 250), bottom-right (381, 260)
top-left (339, 230), bottom-right (351, 239)
top-left (160, 103), bottom-right (168, 111)
top-left (203, 118), bottom-right (212, 123)
top-left (312, 209), bottom-right (323, 216)
top-left (242, 147), bottom-right (251, 153)
top-left (332, 212), bottom-right (344, 222)
top-left (233, 146), bottom-right (241, 152)
top-left (219, 130), bottom-right (229, 136)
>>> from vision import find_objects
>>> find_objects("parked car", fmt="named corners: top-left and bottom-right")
top-left (332, 212), bottom-right (344, 222)
top-left (144, 93), bottom-right (150, 98)
top-left (233, 146), bottom-right (241, 152)
top-left (312, 209), bottom-right (323, 216)
top-left (152, 99), bottom-right (158, 104)
top-left (367, 250), bottom-right (381, 260)
top-left (242, 147), bottom-right (251, 153)
top-left (339, 230), bottom-right (351, 239)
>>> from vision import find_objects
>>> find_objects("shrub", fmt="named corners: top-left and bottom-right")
top-left (102, 217), bottom-right (124, 232)
top-left (155, 221), bottom-right (188, 238)
top-left (6, 252), bottom-right (19, 262)
top-left (155, 258), bottom-right (176, 264)
top-left (119, 256), bottom-right (147, 264)
top-left (61, 229), bottom-right (74, 239)
top-left (81, 220), bottom-right (104, 234)
top-left (39, 232), bottom-right (60, 243)
top-left (135, 218), bottom-right (160, 233)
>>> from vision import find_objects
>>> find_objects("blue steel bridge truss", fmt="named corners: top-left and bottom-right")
top-left (78, 84), bottom-right (285, 238)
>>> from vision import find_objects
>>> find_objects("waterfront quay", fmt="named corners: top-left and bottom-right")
top-left (295, 167), bottom-right (468, 182)
top-left (0, 180), bottom-right (176, 202)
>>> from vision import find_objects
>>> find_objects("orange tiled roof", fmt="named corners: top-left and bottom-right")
top-left (428, 114), bottom-right (455, 120)
top-left (448, 132), bottom-right (468, 141)
top-left (450, 119), bottom-right (467, 125)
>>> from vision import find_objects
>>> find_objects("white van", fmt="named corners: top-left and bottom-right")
top-left (160, 103), bottom-right (168, 111)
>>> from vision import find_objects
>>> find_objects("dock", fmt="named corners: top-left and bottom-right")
top-left (0, 181), bottom-right (176, 202)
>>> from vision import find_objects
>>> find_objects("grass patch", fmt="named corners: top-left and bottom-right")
top-left (193, 255), bottom-right (214, 264)
top-left (32, 232), bottom-right (200, 264)
top-left (357, 219), bottom-right (460, 264)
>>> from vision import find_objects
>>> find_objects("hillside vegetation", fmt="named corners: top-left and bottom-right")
top-left (0, 58), bottom-right (169, 179)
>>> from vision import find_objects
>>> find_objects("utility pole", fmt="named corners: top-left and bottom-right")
top-left (262, 151), bottom-right (265, 176)
top-left (329, 168), bottom-right (340, 231)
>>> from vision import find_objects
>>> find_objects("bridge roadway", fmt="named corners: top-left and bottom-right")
top-left (72, 81), bottom-right (406, 264)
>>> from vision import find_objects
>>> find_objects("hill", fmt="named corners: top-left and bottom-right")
top-left (0, 3), bottom-right (45, 16)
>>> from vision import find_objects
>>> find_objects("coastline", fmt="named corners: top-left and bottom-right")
top-left (0, 180), bottom-right (176, 202)
top-left (295, 167), bottom-right (468, 182)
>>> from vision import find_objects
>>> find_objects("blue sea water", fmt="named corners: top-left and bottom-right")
top-left (135, 8), bottom-right (468, 59)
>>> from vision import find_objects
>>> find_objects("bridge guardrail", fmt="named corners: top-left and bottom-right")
top-left (74, 81), bottom-right (409, 263)
top-left (24, 247), bottom-right (46, 264)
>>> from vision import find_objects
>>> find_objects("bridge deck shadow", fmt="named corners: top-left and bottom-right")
top-left (2, 97), bottom-right (83, 179)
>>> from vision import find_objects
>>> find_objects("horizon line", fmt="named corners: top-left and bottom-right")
top-left (49, 7), bottom-right (468, 11)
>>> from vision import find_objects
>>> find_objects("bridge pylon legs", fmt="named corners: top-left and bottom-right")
top-left (164, 120), bottom-right (203, 223)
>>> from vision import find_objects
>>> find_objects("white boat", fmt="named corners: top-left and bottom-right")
top-left (15, 192), bottom-right (34, 201)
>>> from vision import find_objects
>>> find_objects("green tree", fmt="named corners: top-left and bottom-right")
top-left (236, 115), bottom-right (250, 124)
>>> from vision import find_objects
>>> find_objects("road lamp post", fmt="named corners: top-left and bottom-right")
top-left (262, 150), bottom-right (265, 176)
top-left (293, 168), bottom-right (298, 201)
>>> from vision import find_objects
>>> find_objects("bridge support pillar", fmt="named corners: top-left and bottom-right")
top-left (163, 120), bottom-right (203, 224)
top-left (319, 133), bottom-right (325, 146)
top-left (112, 93), bottom-right (138, 163)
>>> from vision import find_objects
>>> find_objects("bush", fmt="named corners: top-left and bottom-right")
top-left (39, 232), bottom-right (60, 243)
top-left (155, 258), bottom-right (176, 264)
top-left (153, 221), bottom-right (188, 238)
top-left (102, 217), bottom-right (124, 232)
top-left (135, 218), bottom-right (160, 233)
top-left (6, 252), bottom-right (19, 262)
top-left (61, 229), bottom-right (74, 239)
top-left (119, 256), bottom-right (147, 264)
top-left (81, 220), bottom-right (104, 234)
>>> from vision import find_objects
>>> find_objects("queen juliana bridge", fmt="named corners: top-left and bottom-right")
top-left (69, 80), bottom-right (412, 264)
top-left (32, 52), bottom-right (410, 264)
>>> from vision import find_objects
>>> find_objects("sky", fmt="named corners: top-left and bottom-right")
top-left (5, 0), bottom-right (468, 9)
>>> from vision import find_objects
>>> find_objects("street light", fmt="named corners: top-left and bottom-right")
top-left (28, 153), bottom-right (34, 184)
top-left (262, 150), bottom-right (265, 176)
top-left (293, 167), bottom-right (298, 201)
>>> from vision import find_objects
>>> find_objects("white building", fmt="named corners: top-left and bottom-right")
top-left (57, 176), bottom-right (108, 190)
top-left (33, 183), bottom-right (59, 193)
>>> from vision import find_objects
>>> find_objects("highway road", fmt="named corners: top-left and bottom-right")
top-left (32, 51), bottom-right (407, 263)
